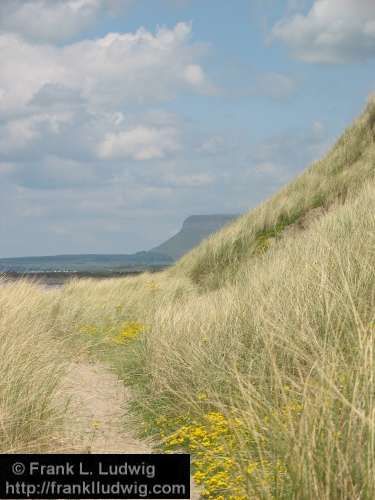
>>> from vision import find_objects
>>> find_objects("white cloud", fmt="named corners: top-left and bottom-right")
top-left (183, 64), bottom-right (204, 85)
top-left (0, 12), bottom-right (227, 255)
top-left (272, 0), bottom-right (375, 63)
top-left (0, 23), bottom-right (212, 115)
top-left (0, 35), bottom-right (63, 114)
top-left (4, 155), bottom-right (105, 190)
top-left (97, 125), bottom-right (180, 160)
top-left (0, 0), bottom-right (133, 43)
top-left (0, 118), bottom-right (39, 152)
top-left (0, 112), bottom-right (73, 153)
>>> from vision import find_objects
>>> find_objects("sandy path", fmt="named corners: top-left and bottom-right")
top-left (61, 361), bottom-right (200, 499)
top-left (62, 362), bottom-right (151, 454)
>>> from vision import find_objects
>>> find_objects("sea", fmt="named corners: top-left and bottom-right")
top-left (0, 254), bottom-right (171, 288)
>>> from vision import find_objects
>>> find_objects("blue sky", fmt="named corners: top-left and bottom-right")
top-left (1, 0), bottom-right (375, 257)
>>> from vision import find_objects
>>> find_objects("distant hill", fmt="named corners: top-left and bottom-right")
top-left (0, 214), bottom-right (240, 272)
top-left (151, 214), bottom-right (240, 260)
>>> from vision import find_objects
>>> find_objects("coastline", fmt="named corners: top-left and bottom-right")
top-left (0, 267), bottom-right (169, 288)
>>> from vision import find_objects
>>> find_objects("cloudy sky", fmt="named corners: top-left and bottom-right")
top-left (1, 0), bottom-right (375, 257)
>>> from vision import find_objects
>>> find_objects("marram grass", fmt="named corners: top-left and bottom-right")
top-left (0, 279), bottom-right (67, 452)
top-left (1, 99), bottom-right (375, 498)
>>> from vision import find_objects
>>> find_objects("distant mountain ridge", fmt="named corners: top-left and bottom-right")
top-left (0, 214), bottom-right (240, 272)
top-left (151, 214), bottom-right (240, 260)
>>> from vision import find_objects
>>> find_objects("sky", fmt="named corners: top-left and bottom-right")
top-left (1, 0), bottom-right (375, 257)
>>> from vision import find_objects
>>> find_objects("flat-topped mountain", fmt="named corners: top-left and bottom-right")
top-left (0, 214), bottom-right (240, 272)
top-left (151, 214), bottom-right (240, 260)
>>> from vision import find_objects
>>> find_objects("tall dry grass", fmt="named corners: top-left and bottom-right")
top-left (52, 181), bottom-right (374, 498)
top-left (2, 99), bottom-right (374, 497)
top-left (0, 279), bottom-right (67, 452)
top-left (139, 183), bottom-right (375, 498)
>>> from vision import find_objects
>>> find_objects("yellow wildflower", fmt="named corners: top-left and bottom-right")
top-left (91, 419), bottom-right (101, 430)
top-left (197, 392), bottom-right (208, 401)
top-left (113, 321), bottom-right (145, 344)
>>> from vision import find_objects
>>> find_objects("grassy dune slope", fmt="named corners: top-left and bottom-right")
top-left (173, 99), bottom-right (375, 290)
top-left (53, 99), bottom-right (375, 498)
top-left (60, 180), bottom-right (374, 498)
top-left (2, 99), bottom-right (375, 498)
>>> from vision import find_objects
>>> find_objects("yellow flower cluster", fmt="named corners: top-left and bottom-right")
top-left (162, 411), bottom-right (247, 499)
top-left (154, 396), bottom-right (304, 498)
top-left (79, 320), bottom-right (146, 346)
top-left (113, 321), bottom-right (145, 344)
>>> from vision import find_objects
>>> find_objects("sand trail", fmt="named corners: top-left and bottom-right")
top-left (60, 361), bottom-right (199, 499)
